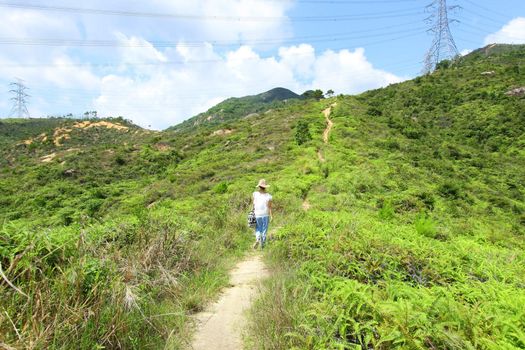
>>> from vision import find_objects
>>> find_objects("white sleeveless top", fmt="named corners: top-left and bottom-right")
top-left (253, 191), bottom-right (272, 217)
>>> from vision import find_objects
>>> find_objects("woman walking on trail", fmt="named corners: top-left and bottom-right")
top-left (252, 179), bottom-right (272, 249)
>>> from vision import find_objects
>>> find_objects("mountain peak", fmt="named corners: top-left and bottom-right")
top-left (167, 87), bottom-right (301, 132)
top-left (256, 87), bottom-right (301, 102)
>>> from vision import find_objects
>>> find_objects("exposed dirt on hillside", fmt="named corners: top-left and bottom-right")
top-left (39, 148), bottom-right (80, 163)
top-left (190, 254), bottom-right (269, 350)
top-left (317, 149), bottom-right (325, 162)
top-left (302, 199), bottom-right (311, 211)
top-left (40, 153), bottom-right (57, 163)
top-left (322, 103), bottom-right (336, 144)
top-left (53, 127), bottom-right (72, 146)
top-left (72, 121), bottom-right (129, 131)
top-left (154, 143), bottom-right (171, 151)
top-left (22, 133), bottom-right (47, 146)
top-left (317, 103), bottom-right (336, 162)
top-left (211, 129), bottom-right (233, 136)
top-left (21, 121), bottom-right (129, 147)
top-left (54, 121), bottom-right (128, 146)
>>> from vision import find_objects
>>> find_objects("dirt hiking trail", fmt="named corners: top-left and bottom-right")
top-left (318, 103), bottom-right (336, 163)
top-left (189, 254), bottom-right (269, 350)
top-left (322, 103), bottom-right (336, 144)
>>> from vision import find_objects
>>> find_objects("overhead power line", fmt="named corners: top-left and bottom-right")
top-left (460, 7), bottom-right (509, 26)
top-left (1, 31), bottom-right (425, 68)
top-left (253, 0), bottom-right (419, 3)
top-left (0, 2), bottom-right (423, 22)
top-left (0, 18), bottom-right (425, 48)
top-left (462, 0), bottom-right (510, 20)
top-left (0, 26), bottom-right (426, 48)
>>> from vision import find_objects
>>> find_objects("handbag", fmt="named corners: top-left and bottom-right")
top-left (247, 209), bottom-right (256, 228)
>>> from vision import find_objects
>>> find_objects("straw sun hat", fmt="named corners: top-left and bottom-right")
top-left (256, 179), bottom-right (270, 188)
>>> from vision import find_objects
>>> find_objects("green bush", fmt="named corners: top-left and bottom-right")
top-left (214, 182), bottom-right (229, 194)
top-left (378, 199), bottom-right (395, 220)
top-left (414, 213), bottom-right (437, 238)
top-left (295, 120), bottom-right (312, 145)
top-left (438, 181), bottom-right (462, 199)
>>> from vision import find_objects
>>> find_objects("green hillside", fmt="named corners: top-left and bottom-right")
top-left (0, 118), bottom-right (67, 148)
top-left (249, 45), bottom-right (525, 349)
top-left (168, 87), bottom-right (302, 132)
top-left (1, 44), bottom-right (524, 349)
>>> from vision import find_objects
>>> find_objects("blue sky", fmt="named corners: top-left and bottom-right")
top-left (0, 0), bottom-right (524, 129)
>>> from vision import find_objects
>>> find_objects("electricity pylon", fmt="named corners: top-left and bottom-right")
top-left (423, 0), bottom-right (460, 73)
top-left (9, 78), bottom-right (30, 118)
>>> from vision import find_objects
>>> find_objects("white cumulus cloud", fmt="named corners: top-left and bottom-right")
top-left (93, 43), bottom-right (404, 129)
top-left (484, 17), bottom-right (525, 45)
top-left (77, 0), bottom-right (294, 45)
top-left (0, 2), bottom-right (406, 128)
top-left (311, 48), bottom-right (403, 95)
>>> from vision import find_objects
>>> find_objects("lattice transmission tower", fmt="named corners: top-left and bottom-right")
top-left (9, 78), bottom-right (30, 118)
top-left (423, 0), bottom-right (460, 73)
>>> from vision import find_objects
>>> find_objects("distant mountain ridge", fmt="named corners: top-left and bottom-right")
top-left (167, 87), bottom-right (301, 132)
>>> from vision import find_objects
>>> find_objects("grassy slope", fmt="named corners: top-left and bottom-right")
top-left (0, 103), bottom-right (314, 348)
top-left (249, 45), bottom-right (525, 349)
top-left (0, 44), bottom-right (523, 349)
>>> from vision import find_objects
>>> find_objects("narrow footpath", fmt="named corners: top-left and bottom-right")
top-left (322, 104), bottom-right (335, 144)
top-left (318, 103), bottom-right (335, 162)
top-left (307, 104), bottom-right (336, 210)
top-left (189, 254), bottom-right (269, 350)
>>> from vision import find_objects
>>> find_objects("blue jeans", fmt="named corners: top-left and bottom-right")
top-left (255, 216), bottom-right (269, 246)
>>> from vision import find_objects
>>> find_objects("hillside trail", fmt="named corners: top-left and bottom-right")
top-left (305, 103), bottom-right (336, 210)
top-left (189, 252), bottom-right (269, 350)
top-left (318, 103), bottom-right (335, 163)
top-left (317, 150), bottom-right (325, 162)
top-left (322, 103), bottom-right (336, 144)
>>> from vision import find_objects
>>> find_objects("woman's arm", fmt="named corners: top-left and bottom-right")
top-left (268, 200), bottom-right (273, 221)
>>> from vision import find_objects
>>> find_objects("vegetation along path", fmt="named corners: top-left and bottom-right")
top-left (190, 253), bottom-right (269, 350)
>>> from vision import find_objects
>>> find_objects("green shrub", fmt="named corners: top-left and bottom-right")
top-left (214, 182), bottom-right (229, 194)
top-left (416, 191), bottom-right (435, 210)
top-left (438, 181), bottom-right (461, 199)
top-left (367, 106), bottom-right (382, 116)
top-left (378, 199), bottom-right (395, 220)
top-left (115, 155), bottom-right (126, 165)
top-left (414, 213), bottom-right (437, 238)
top-left (295, 120), bottom-right (312, 145)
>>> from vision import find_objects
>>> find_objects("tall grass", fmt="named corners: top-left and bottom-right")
top-left (0, 199), bottom-right (251, 349)
top-left (250, 208), bottom-right (525, 349)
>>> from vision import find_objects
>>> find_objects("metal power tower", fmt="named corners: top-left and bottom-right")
top-left (9, 78), bottom-right (30, 118)
top-left (423, 0), bottom-right (460, 73)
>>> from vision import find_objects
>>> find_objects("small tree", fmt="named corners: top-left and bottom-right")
top-left (302, 89), bottom-right (325, 100)
top-left (436, 59), bottom-right (452, 70)
top-left (326, 89), bottom-right (334, 98)
top-left (295, 120), bottom-right (312, 145)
